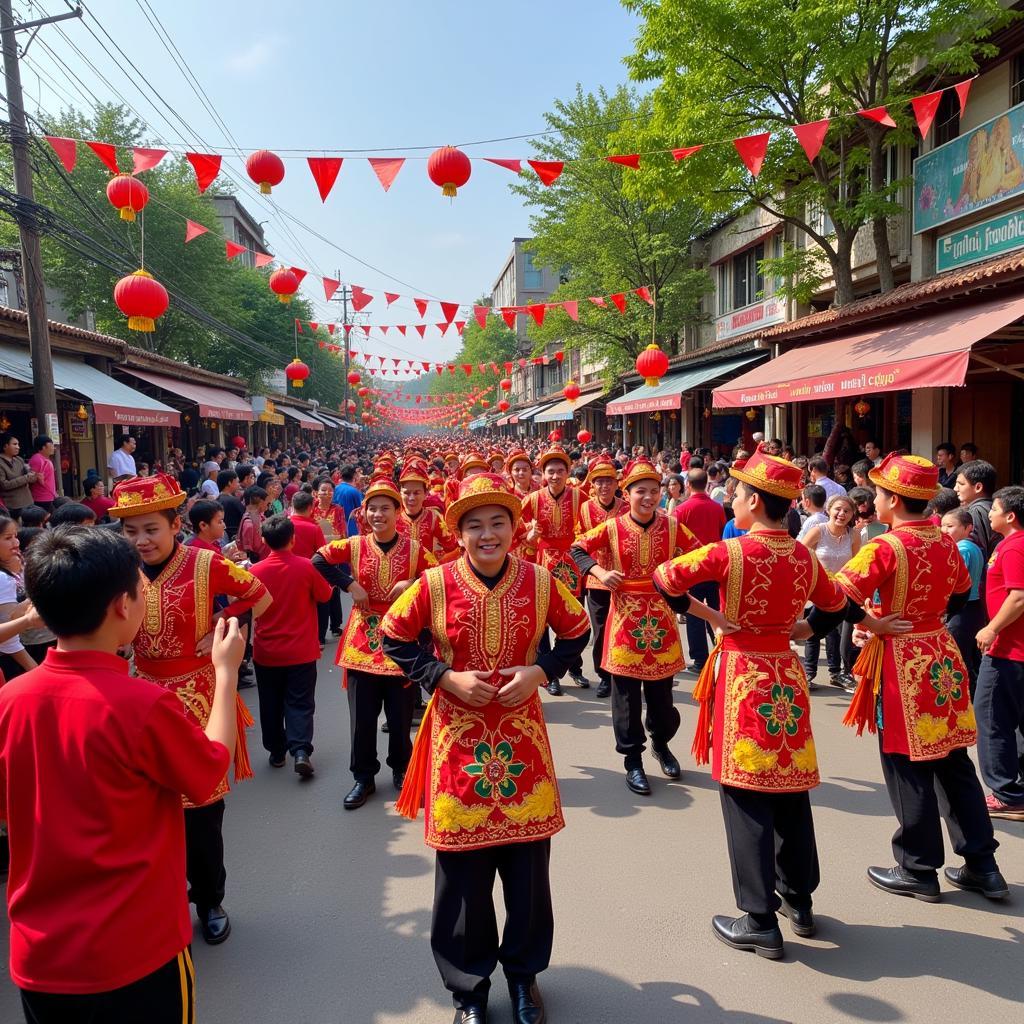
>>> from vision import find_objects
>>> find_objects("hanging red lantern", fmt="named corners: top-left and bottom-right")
top-left (498, 399), bottom-right (510, 412)
top-left (346, 399), bottom-right (357, 412)
top-left (703, 407), bottom-right (712, 419)
top-left (635, 343), bottom-right (670, 387)
top-left (563, 379), bottom-right (581, 405)
top-left (347, 370), bottom-right (361, 386)
top-left (745, 408), bottom-right (758, 421)
top-left (577, 429), bottom-right (592, 445)
top-left (426, 145), bottom-right (472, 197)
top-left (361, 412), bottom-right (371, 423)
top-left (854, 398), bottom-right (871, 417)
top-left (285, 358), bottom-right (310, 389)
top-left (480, 399), bottom-right (490, 408)
top-left (269, 267), bottom-right (299, 303)
top-left (357, 386), bottom-right (369, 398)
top-left (548, 429), bottom-right (563, 443)
top-left (246, 149), bottom-right (285, 194)
top-left (500, 378), bottom-right (512, 392)
top-left (106, 173), bottom-right (149, 221)
top-left (114, 269), bottom-right (168, 333)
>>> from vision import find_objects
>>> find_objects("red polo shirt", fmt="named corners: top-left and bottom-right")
top-left (289, 515), bottom-right (327, 559)
top-left (673, 491), bottom-right (726, 546)
top-left (0, 649), bottom-right (229, 994)
top-left (249, 550), bottom-right (332, 666)
top-left (985, 530), bottom-right (1024, 660)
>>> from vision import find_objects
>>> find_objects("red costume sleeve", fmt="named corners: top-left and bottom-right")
top-left (653, 542), bottom-right (727, 596)
top-left (318, 538), bottom-right (352, 566)
top-left (209, 555), bottom-right (268, 617)
top-left (833, 539), bottom-right (895, 607)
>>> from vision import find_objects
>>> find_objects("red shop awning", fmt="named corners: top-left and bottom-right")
top-left (121, 367), bottom-right (255, 421)
top-left (713, 293), bottom-right (1024, 409)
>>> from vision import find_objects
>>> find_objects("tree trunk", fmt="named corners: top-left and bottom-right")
top-left (868, 134), bottom-right (896, 293)
top-left (829, 231), bottom-right (857, 307)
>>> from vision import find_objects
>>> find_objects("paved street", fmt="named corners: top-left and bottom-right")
top-left (2, 615), bottom-right (1022, 1023)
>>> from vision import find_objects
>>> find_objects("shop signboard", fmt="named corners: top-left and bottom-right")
top-left (914, 102), bottom-right (1024, 233)
top-left (935, 207), bottom-right (1024, 271)
top-left (715, 295), bottom-right (786, 341)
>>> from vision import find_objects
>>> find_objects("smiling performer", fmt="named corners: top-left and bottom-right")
top-left (382, 473), bottom-right (590, 1024)
top-left (572, 458), bottom-right (704, 795)
top-left (111, 473), bottom-right (271, 947)
top-left (312, 474), bottom-right (435, 811)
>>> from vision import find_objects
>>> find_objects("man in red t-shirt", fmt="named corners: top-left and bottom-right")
top-left (975, 485), bottom-right (1024, 820)
top-left (289, 491), bottom-right (327, 560)
top-left (249, 515), bottom-right (332, 778)
top-left (0, 527), bottom-right (245, 1022)
top-left (672, 467), bottom-right (726, 671)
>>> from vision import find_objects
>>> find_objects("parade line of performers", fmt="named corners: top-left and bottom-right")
top-left (0, 442), bottom-right (1018, 1024)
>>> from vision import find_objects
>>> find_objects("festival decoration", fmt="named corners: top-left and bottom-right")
top-left (498, 399), bottom-right (510, 412)
top-left (854, 398), bottom-right (871, 417)
top-left (246, 149), bottom-right (285, 194)
top-left (347, 370), bottom-right (361, 386)
top-left (230, 435), bottom-right (246, 449)
top-left (500, 378), bottom-right (512, 391)
top-left (427, 145), bottom-right (472, 197)
top-left (636, 343), bottom-right (669, 387)
top-left (114, 269), bottom-right (168, 333)
top-left (285, 358), bottom-right (310, 389)
top-left (76, 404), bottom-right (88, 420)
top-left (577, 429), bottom-right (592, 444)
top-left (106, 173), bottom-right (149, 221)
top-left (548, 429), bottom-right (562, 442)
top-left (563, 379), bottom-right (580, 405)
top-left (269, 267), bottom-right (299, 303)
top-left (745, 408), bottom-right (758, 421)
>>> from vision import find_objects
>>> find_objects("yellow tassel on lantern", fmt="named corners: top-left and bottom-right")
top-left (442, 182), bottom-right (457, 197)
top-left (259, 182), bottom-right (272, 194)
top-left (127, 316), bottom-right (155, 332)
top-left (277, 294), bottom-right (292, 304)
top-left (119, 207), bottom-right (136, 222)
top-left (292, 380), bottom-right (304, 388)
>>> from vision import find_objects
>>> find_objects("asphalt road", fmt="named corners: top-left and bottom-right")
top-left (1, 610), bottom-right (1022, 1023)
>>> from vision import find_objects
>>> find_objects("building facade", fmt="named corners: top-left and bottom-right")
top-left (211, 195), bottom-right (267, 268)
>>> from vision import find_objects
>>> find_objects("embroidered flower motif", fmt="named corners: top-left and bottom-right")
top-left (757, 683), bottom-right (804, 737)
top-left (929, 657), bottom-right (963, 707)
top-left (364, 613), bottom-right (382, 652)
top-left (463, 740), bottom-right (526, 799)
top-left (629, 615), bottom-right (668, 651)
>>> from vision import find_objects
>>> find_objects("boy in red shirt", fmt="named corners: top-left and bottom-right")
top-left (249, 515), bottom-right (333, 778)
top-left (288, 491), bottom-right (327, 559)
top-left (0, 527), bottom-right (245, 1023)
top-left (975, 485), bottom-right (1024, 821)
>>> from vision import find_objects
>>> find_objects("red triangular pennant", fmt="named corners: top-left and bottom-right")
top-left (589, 296), bottom-right (607, 308)
top-left (562, 300), bottom-right (579, 321)
top-left (455, 321), bottom-right (466, 335)
top-left (733, 132), bottom-right (771, 176)
top-left (671, 145), bottom-right (702, 162)
top-left (289, 267), bottom-right (308, 285)
top-left (368, 157), bottom-right (405, 191)
top-left (253, 252), bottom-right (273, 268)
top-left (184, 219), bottom-right (209, 243)
top-left (225, 241), bottom-right (246, 260)
top-left (527, 304), bottom-right (546, 326)
top-left (380, 325), bottom-right (389, 335)
top-left (132, 147), bottom-right (166, 173)
top-left (857, 106), bottom-right (896, 128)
top-left (295, 319), bottom-right (303, 333)
top-left (384, 292), bottom-right (400, 306)
top-left (322, 277), bottom-right (340, 301)
top-left (343, 325), bottom-right (353, 337)
top-left (634, 287), bottom-right (654, 306)
top-left (954, 78), bottom-right (974, 116)
top-left (501, 309), bottom-right (517, 330)
top-left (309, 321), bottom-right (319, 332)
top-left (791, 119), bottom-right (830, 163)
top-left (421, 360), bottom-right (430, 371)
top-left (606, 154), bottom-right (641, 169)
top-left (527, 160), bottom-right (564, 186)
top-left (44, 136), bottom-right (76, 173)
top-left (484, 158), bottom-right (522, 173)
top-left (307, 156), bottom-right (343, 202)
top-left (327, 324), bottom-right (335, 335)
top-left (360, 324), bottom-right (371, 336)
top-left (910, 91), bottom-right (943, 139)
top-left (504, 362), bottom-right (513, 373)
top-left (86, 141), bottom-right (119, 174)
top-left (440, 300), bottom-right (459, 323)
top-left (185, 152), bottom-right (221, 193)
top-left (462, 364), bottom-right (473, 377)
top-left (474, 305), bottom-right (489, 329)
top-left (350, 286), bottom-right (373, 312)
top-left (415, 325), bottom-right (426, 338)
top-left (437, 322), bottom-right (450, 335)
top-left (396, 326), bottom-right (407, 337)
top-left (413, 298), bottom-right (428, 317)
top-left (554, 352), bottom-right (564, 363)
top-left (609, 293), bottom-right (627, 313)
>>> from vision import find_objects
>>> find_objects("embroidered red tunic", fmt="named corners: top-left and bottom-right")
top-left (398, 506), bottom-right (458, 561)
top-left (520, 486), bottom-right (585, 596)
top-left (132, 544), bottom-right (268, 807)
top-left (318, 535), bottom-right (435, 677)
top-left (834, 522), bottom-right (975, 761)
top-left (576, 496), bottom-right (627, 592)
top-left (313, 500), bottom-right (347, 541)
top-left (655, 532), bottom-right (846, 793)
top-left (575, 513), bottom-right (697, 680)
top-left (381, 556), bottom-right (590, 851)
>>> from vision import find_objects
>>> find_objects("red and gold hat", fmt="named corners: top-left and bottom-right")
top-left (729, 450), bottom-right (803, 500)
top-left (488, 447), bottom-right (505, 465)
top-left (108, 473), bottom-right (186, 519)
top-left (461, 452), bottom-right (488, 474)
top-left (620, 458), bottom-right (661, 490)
top-left (428, 469), bottom-right (445, 492)
top-left (445, 471), bottom-right (523, 531)
top-left (869, 452), bottom-right (941, 500)
top-left (586, 454), bottom-right (619, 484)
top-left (537, 444), bottom-right (571, 471)
top-left (362, 474), bottom-right (401, 508)
top-left (505, 447), bottom-right (532, 471)
top-left (398, 458), bottom-right (430, 487)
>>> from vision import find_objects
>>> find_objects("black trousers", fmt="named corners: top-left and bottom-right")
top-left (947, 599), bottom-right (986, 697)
top-left (585, 589), bottom-right (612, 684)
top-left (348, 670), bottom-right (414, 782)
top-left (719, 784), bottom-right (819, 921)
top-left (973, 655), bottom-right (1024, 805)
top-left (538, 629), bottom-right (583, 676)
top-left (21, 949), bottom-right (195, 1024)
top-left (316, 587), bottom-right (343, 643)
top-left (803, 626), bottom-right (844, 678)
top-left (878, 737), bottom-right (998, 878)
top-left (684, 580), bottom-right (719, 671)
top-left (611, 675), bottom-right (679, 768)
top-left (184, 799), bottom-right (226, 912)
top-left (255, 660), bottom-right (317, 757)
top-left (432, 839), bottom-right (552, 1010)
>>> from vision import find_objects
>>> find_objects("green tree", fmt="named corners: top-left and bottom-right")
top-left (512, 85), bottom-right (711, 379)
top-left (624, 0), bottom-right (1010, 305)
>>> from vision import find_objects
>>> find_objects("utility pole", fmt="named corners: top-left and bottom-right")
top-left (0, 0), bottom-right (82, 487)
top-left (329, 276), bottom-right (352, 433)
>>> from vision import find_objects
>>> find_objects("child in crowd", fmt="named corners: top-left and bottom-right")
top-left (0, 516), bottom-right (36, 680)
top-left (940, 507), bottom-right (986, 694)
top-left (237, 486), bottom-right (270, 564)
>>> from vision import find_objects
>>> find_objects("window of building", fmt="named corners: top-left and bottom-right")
top-left (807, 199), bottom-right (835, 238)
top-left (1012, 53), bottom-right (1024, 109)
top-left (717, 264), bottom-right (730, 316)
top-left (717, 242), bottom-right (769, 315)
top-left (522, 251), bottom-right (543, 289)
top-left (558, 264), bottom-right (571, 285)
top-left (934, 89), bottom-right (960, 147)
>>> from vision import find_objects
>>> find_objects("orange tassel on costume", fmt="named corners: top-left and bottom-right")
top-left (842, 635), bottom-right (883, 736)
top-left (232, 693), bottom-right (255, 782)
top-left (690, 639), bottom-right (721, 766)
top-left (395, 692), bottom-right (436, 820)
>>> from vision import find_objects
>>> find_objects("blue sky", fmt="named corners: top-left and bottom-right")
top-left (16, 0), bottom-right (642, 366)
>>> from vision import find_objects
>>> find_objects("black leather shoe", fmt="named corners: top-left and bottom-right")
top-left (652, 746), bottom-right (682, 779)
top-left (867, 865), bottom-right (941, 902)
top-left (778, 898), bottom-right (816, 937)
top-left (570, 672), bottom-right (591, 690)
top-left (944, 865), bottom-right (1009, 900)
top-left (293, 751), bottom-right (314, 779)
top-left (452, 1006), bottom-right (487, 1024)
top-left (393, 770), bottom-right (405, 790)
top-left (546, 679), bottom-right (563, 697)
top-left (198, 904), bottom-right (231, 945)
top-left (625, 767), bottom-right (651, 796)
top-left (268, 752), bottom-right (286, 768)
top-left (595, 678), bottom-right (611, 699)
top-left (712, 914), bottom-right (783, 959)
top-left (343, 780), bottom-right (375, 810)
top-left (508, 979), bottom-right (545, 1024)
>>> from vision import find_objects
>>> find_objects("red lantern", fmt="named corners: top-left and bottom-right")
top-left (427, 145), bottom-right (472, 198)
top-left (854, 398), bottom-right (871, 417)
top-left (361, 412), bottom-right (371, 423)
top-left (500, 378), bottom-right (512, 392)
top-left (246, 149), bottom-right (285, 194)
top-left (106, 173), bottom-right (149, 221)
top-left (285, 358), bottom-right (310, 389)
top-left (347, 370), bottom-right (361, 386)
top-left (230, 435), bottom-right (246, 449)
top-left (346, 399), bottom-right (357, 412)
top-left (357, 386), bottom-right (369, 398)
top-left (745, 408), bottom-right (758, 422)
top-left (480, 399), bottom-right (490, 408)
top-left (114, 269), bottom-right (168, 333)
top-left (635, 343), bottom-right (669, 387)
top-left (563, 379), bottom-right (580, 405)
top-left (269, 267), bottom-right (299, 304)
top-left (498, 399), bottom-right (510, 412)
top-left (548, 429), bottom-right (562, 443)
top-left (577, 429), bottom-right (592, 445)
